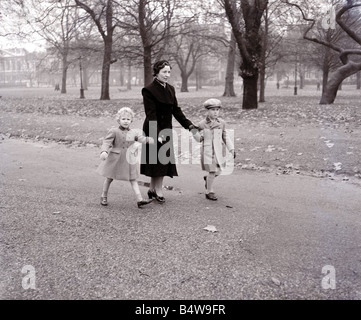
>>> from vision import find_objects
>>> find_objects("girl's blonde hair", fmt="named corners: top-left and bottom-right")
top-left (116, 107), bottom-right (135, 123)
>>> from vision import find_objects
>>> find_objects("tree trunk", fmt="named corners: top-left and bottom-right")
top-left (242, 74), bottom-right (259, 109)
top-left (357, 71), bottom-right (361, 89)
top-left (180, 72), bottom-right (189, 92)
top-left (143, 46), bottom-right (152, 86)
top-left (127, 61), bottom-right (132, 90)
top-left (61, 54), bottom-right (68, 94)
top-left (320, 62), bottom-right (361, 104)
top-left (223, 33), bottom-right (236, 97)
top-left (100, 38), bottom-right (112, 100)
top-left (83, 66), bottom-right (88, 90)
top-left (322, 55), bottom-right (330, 96)
top-left (119, 63), bottom-right (124, 86)
top-left (299, 71), bottom-right (305, 89)
top-left (195, 60), bottom-right (203, 91)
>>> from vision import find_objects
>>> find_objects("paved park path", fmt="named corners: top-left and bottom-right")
top-left (0, 137), bottom-right (360, 300)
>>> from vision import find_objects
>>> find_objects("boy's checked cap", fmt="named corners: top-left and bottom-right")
top-left (203, 98), bottom-right (222, 109)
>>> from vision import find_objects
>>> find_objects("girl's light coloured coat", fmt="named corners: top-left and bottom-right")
top-left (96, 127), bottom-right (148, 181)
top-left (193, 117), bottom-right (234, 173)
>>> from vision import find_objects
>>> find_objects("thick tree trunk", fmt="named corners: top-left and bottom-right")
top-left (242, 74), bottom-right (259, 109)
top-left (143, 46), bottom-right (152, 86)
top-left (223, 33), bottom-right (236, 97)
top-left (320, 61), bottom-right (361, 104)
top-left (100, 39), bottom-right (112, 100)
top-left (180, 73), bottom-right (189, 92)
top-left (322, 58), bottom-right (330, 96)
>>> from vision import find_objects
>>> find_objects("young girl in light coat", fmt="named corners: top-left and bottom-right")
top-left (97, 107), bottom-right (154, 208)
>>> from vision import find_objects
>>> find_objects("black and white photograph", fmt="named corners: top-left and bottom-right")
top-left (1, 0), bottom-right (360, 310)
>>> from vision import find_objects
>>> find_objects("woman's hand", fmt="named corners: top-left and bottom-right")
top-left (188, 124), bottom-right (199, 130)
top-left (100, 151), bottom-right (108, 160)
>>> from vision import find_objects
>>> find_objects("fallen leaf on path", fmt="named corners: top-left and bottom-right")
top-left (203, 225), bottom-right (218, 233)
top-left (271, 277), bottom-right (281, 286)
top-left (333, 162), bottom-right (342, 171)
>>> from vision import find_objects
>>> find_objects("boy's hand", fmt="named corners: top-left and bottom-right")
top-left (100, 152), bottom-right (108, 160)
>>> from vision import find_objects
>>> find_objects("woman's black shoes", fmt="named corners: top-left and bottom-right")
top-left (147, 189), bottom-right (155, 199)
top-left (148, 189), bottom-right (165, 203)
top-left (137, 199), bottom-right (153, 208)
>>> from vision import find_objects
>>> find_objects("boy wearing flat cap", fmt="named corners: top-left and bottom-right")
top-left (192, 98), bottom-right (236, 200)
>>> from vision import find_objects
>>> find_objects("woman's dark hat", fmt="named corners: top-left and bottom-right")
top-left (203, 98), bottom-right (222, 109)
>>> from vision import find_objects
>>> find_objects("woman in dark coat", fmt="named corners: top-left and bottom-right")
top-left (141, 60), bottom-right (196, 202)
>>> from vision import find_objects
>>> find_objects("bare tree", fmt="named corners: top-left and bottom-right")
top-left (75, 0), bottom-right (119, 100)
top-left (220, 0), bottom-right (268, 109)
top-left (170, 23), bottom-right (222, 92)
top-left (284, 0), bottom-right (361, 104)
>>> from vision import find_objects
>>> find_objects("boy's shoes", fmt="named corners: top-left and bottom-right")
top-left (137, 199), bottom-right (153, 208)
top-left (205, 192), bottom-right (218, 201)
top-left (100, 196), bottom-right (108, 206)
top-left (203, 176), bottom-right (207, 189)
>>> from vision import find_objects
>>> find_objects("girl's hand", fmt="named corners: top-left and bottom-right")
top-left (158, 135), bottom-right (165, 143)
top-left (100, 152), bottom-right (108, 160)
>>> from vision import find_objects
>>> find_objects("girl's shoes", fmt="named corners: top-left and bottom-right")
top-left (100, 196), bottom-right (108, 206)
top-left (147, 189), bottom-right (165, 203)
top-left (205, 192), bottom-right (217, 201)
top-left (137, 199), bottom-right (153, 208)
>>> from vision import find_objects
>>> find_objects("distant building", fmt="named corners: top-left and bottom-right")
top-left (0, 48), bottom-right (37, 87)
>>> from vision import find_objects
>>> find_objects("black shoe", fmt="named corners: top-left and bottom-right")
top-left (137, 199), bottom-right (153, 208)
top-left (205, 192), bottom-right (218, 201)
top-left (100, 196), bottom-right (108, 206)
top-left (148, 189), bottom-right (165, 203)
top-left (154, 190), bottom-right (165, 203)
top-left (147, 189), bottom-right (155, 199)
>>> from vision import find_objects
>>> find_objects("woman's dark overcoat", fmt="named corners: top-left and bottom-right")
top-left (140, 80), bottom-right (192, 177)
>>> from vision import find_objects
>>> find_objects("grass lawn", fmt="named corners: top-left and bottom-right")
top-left (1, 84), bottom-right (360, 182)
